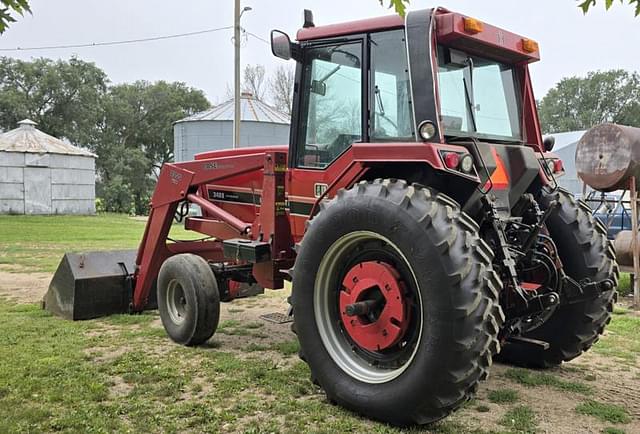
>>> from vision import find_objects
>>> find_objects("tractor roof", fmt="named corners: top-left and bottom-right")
top-left (297, 8), bottom-right (540, 64)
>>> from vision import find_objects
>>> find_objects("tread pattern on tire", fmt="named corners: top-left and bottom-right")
top-left (294, 179), bottom-right (505, 425)
top-left (157, 253), bottom-right (220, 347)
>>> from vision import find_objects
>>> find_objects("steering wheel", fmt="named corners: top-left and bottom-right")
top-left (326, 134), bottom-right (359, 159)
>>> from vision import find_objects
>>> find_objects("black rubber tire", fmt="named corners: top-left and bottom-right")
top-left (498, 188), bottom-right (619, 368)
top-left (157, 253), bottom-right (220, 346)
top-left (292, 179), bottom-right (504, 426)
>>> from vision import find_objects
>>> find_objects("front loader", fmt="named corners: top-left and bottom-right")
top-left (44, 8), bottom-right (618, 426)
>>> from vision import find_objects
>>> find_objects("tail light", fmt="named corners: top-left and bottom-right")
top-left (442, 152), bottom-right (475, 175)
top-left (443, 152), bottom-right (460, 169)
top-left (553, 159), bottom-right (564, 173)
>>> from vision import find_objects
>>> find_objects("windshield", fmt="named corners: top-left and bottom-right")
top-left (437, 46), bottom-right (522, 142)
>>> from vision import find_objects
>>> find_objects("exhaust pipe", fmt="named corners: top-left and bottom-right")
top-left (43, 250), bottom-right (157, 320)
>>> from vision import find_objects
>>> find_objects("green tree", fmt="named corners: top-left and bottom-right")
top-left (0, 0), bottom-right (30, 33)
top-left (95, 81), bottom-right (209, 214)
top-left (378, 0), bottom-right (640, 16)
top-left (538, 70), bottom-right (640, 134)
top-left (380, 0), bottom-right (410, 16)
top-left (0, 57), bottom-right (107, 146)
top-left (578, 0), bottom-right (640, 16)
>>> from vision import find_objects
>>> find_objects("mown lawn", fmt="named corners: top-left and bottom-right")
top-left (0, 215), bottom-right (638, 433)
top-left (0, 297), bottom-right (638, 433)
top-left (0, 214), bottom-right (194, 272)
top-left (0, 298), bottom-right (470, 434)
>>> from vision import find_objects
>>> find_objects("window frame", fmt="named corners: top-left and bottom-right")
top-left (291, 34), bottom-right (368, 170)
top-left (436, 45), bottom-right (524, 143)
top-left (368, 29), bottom-right (415, 143)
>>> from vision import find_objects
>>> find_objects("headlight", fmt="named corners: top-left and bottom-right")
top-left (418, 120), bottom-right (437, 141)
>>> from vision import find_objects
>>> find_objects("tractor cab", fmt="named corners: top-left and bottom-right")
top-left (271, 8), bottom-right (562, 216)
top-left (272, 9), bottom-right (541, 149)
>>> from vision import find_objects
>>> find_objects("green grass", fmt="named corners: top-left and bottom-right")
top-left (602, 428), bottom-right (627, 434)
top-left (0, 214), bottom-right (195, 272)
top-left (575, 400), bottom-right (631, 424)
top-left (498, 405), bottom-right (537, 434)
top-left (617, 273), bottom-right (631, 297)
top-left (0, 299), bottom-right (358, 432)
top-left (592, 307), bottom-right (640, 363)
top-left (4, 298), bottom-right (492, 433)
top-left (272, 339), bottom-right (300, 356)
top-left (504, 368), bottom-right (592, 394)
top-left (487, 389), bottom-right (519, 404)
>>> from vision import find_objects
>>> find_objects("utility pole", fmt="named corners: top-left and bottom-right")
top-left (233, 2), bottom-right (252, 149)
top-left (233, 0), bottom-right (241, 149)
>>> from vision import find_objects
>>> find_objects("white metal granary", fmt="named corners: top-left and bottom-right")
top-left (0, 119), bottom-right (96, 215)
top-left (173, 92), bottom-right (290, 162)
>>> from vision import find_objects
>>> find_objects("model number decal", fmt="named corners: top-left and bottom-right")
top-left (314, 183), bottom-right (328, 198)
top-left (169, 170), bottom-right (183, 185)
top-left (203, 162), bottom-right (233, 170)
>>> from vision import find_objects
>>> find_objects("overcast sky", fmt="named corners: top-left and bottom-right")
top-left (1, 0), bottom-right (639, 106)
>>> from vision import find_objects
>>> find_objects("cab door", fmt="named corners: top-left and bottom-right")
top-left (287, 36), bottom-right (365, 238)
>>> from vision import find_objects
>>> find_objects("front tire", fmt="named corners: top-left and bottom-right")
top-left (157, 253), bottom-right (220, 346)
top-left (292, 180), bottom-right (504, 426)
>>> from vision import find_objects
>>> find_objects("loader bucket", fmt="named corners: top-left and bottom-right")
top-left (43, 250), bottom-right (157, 320)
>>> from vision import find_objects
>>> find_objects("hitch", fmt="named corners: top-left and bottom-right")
top-left (521, 199), bottom-right (559, 253)
top-left (503, 291), bottom-right (560, 319)
top-left (562, 275), bottom-right (615, 305)
top-left (482, 196), bottom-right (528, 305)
top-left (506, 335), bottom-right (550, 350)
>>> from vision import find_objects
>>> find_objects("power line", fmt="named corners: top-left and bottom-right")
top-left (246, 31), bottom-right (269, 45)
top-left (0, 25), bottom-right (234, 52)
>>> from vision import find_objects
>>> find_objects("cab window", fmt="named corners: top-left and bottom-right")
top-left (370, 30), bottom-right (414, 141)
top-left (297, 41), bottom-right (362, 168)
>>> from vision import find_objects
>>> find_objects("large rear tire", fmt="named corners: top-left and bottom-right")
top-left (157, 253), bottom-right (220, 346)
top-left (498, 188), bottom-right (618, 368)
top-left (292, 179), bottom-right (504, 426)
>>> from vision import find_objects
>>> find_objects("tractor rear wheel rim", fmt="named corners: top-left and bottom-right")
top-left (314, 231), bottom-right (423, 384)
top-left (166, 279), bottom-right (187, 325)
top-left (339, 261), bottom-right (408, 352)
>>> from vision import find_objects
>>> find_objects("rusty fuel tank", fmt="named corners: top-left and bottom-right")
top-left (576, 123), bottom-right (640, 192)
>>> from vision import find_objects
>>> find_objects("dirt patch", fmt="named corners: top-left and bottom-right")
top-left (461, 363), bottom-right (613, 434)
top-left (109, 375), bottom-right (134, 398)
top-left (0, 266), bottom-right (50, 303)
top-left (214, 289), bottom-right (296, 354)
top-left (558, 350), bottom-right (640, 423)
top-left (85, 345), bottom-right (132, 364)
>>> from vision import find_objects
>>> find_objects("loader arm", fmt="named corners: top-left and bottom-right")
top-left (131, 150), bottom-right (294, 312)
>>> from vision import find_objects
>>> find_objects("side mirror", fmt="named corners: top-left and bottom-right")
top-left (271, 30), bottom-right (292, 60)
top-left (543, 136), bottom-right (555, 152)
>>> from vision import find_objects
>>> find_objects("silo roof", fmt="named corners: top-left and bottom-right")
top-left (0, 119), bottom-right (95, 157)
top-left (177, 92), bottom-right (290, 125)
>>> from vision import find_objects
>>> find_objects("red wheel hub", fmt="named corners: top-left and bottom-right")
top-left (339, 261), bottom-right (409, 352)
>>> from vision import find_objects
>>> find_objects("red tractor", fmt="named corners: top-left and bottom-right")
top-left (46, 7), bottom-right (618, 426)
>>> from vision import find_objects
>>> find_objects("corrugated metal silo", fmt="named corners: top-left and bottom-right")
top-left (0, 119), bottom-right (96, 215)
top-left (173, 92), bottom-right (290, 162)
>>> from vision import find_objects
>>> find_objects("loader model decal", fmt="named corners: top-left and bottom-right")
top-left (207, 188), bottom-right (312, 216)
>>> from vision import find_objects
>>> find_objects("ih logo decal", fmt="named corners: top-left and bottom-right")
top-left (314, 183), bottom-right (328, 198)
